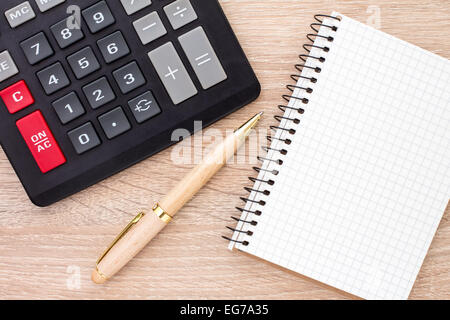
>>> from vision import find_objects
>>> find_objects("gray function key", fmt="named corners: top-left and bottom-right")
top-left (148, 42), bottom-right (197, 105)
top-left (120, 0), bottom-right (152, 16)
top-left (35, 0), bottom-right (65, 12)
top-left (179, 27), bottom-right (227, 90)
top-left (0, 51), bottom-right (19, 83)
top-left (164, 0), bottom-right (198, 30)
top-left (5, 2), bottom-right (36, 28)
top-left (133, 12), bottom-right (167, 45)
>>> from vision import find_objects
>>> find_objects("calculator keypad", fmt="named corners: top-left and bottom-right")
top-left (98, 106), bottom-right (131, 139)
top-left (0, 0), bottom-right (259, 205)
top-left (82, 77), bottom-right (115, 109)
top-left (20, 32), bottom-right (54, 66)
top-left (67, 46), bottom-right (101, 80)
top-left (67, 122), bottom-right (101, 154)
top-left (37, 62), bottom-right (70, 95)
top-left (82, 1), bottom-right (116, 34)
top-left (97, 31), bottom-right (130, 64)
top-left (51, 17), bottom-right (85, 49)
top-left (149, 42), bottom-right (197, 105)
top-left (52, 92), bottom-right (85, 124)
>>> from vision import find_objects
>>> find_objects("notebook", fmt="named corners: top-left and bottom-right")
top-left (226, 12), bottom-right (450, 300)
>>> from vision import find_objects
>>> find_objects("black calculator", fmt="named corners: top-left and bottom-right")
top-left (0, 0), bottom-right (260, 206)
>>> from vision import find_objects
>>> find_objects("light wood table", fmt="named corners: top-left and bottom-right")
top-left (1, 0), bottom-right (449, 300)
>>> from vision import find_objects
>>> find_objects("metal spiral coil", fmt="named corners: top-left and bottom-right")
top-left (223, 14), bottom-right (341, 246)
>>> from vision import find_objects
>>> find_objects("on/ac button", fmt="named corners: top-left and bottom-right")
top-left (16, 110), bottom-right (66, 173)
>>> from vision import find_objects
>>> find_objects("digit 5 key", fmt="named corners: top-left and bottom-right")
top-left (16, 110), bottom-right (66, 173)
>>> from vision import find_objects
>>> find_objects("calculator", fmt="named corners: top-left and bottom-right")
top-left (0, 0), bottom-right (260, 206)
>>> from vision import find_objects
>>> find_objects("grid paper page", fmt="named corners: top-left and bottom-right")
top-left (231, 13), bottom-right (450, 300)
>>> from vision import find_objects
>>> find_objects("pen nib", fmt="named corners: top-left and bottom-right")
top-left (235, 112), bottom-right (264, 138)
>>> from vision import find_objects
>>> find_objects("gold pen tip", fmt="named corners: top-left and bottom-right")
top-left (91, 269), bottom-right (107, 284)
top-left (235, 111), bottom-right (264, 137)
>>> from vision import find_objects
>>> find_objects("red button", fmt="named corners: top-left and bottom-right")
top-left (0, 80), bottom-right (34, 114)
top-left (16, 110), bottom-right (66, 173)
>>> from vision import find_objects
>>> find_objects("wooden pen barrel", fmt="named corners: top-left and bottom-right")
top-left (92, 130), bottom-right (245, 283)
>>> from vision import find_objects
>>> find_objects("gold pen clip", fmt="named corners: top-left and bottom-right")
top-left (96, 212), bottom-right (146, 266)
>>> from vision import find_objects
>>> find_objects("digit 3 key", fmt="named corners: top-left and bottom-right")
top-left (0, 0), bottom-right (260, 206)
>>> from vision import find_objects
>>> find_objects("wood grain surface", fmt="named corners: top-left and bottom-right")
top-left (0, 0), bottom-right (449, 300)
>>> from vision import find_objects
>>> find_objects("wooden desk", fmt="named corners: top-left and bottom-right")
top-left (1, 0), bottom-right (449, 299)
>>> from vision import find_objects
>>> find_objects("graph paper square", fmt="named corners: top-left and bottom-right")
top-left (230, 13), bottom-right (450, 300)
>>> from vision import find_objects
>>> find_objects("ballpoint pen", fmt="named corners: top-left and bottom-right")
top-left (92, 112), bottom-right (263, 283)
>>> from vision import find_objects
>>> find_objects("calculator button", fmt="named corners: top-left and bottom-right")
top-left (98, 107), bottom-right (131, 139)
top-left (113, 61), bottom-right (146, 94)
top-left (0, 51), bottom-right (19, 83)
top-left (120, 0), bottom-right (151, 15)
top-left (68, 122), bottom-right (101, 154)
top-left (67, 46), bottom-right (100, 80)
top-left (16, 110), bottom-right (66, 173)
top-left (179, 27), bottom-right (227, 90)
top-left (37, 62), bottom-right (70, 95)
top-left (0, 80), bottom-right (34, 114)
top-left (82, 77), bottom-right (115, 109)
top-left (164, 0), bottom-right (198, 30)
top-left (82, 1), bottom-right (116, 34)
top-left (5, 2), bottom-right (36, 28)
top-left (50, 17), bottom-right (85, 49)
top-left (148, 42), bottom-right (197, 105)
top-left (35, 0), bottom-right (65, 12)
top-left (128, 91), bottom-right (161, 124)
top-left (133, 12), bottom-right (167, 45)
top-left (20, 32), bottom-right (54, 65)
top-left (97, 31), bottom-right (130, 64)
top-left (52, 92), bottom-right (85, 124)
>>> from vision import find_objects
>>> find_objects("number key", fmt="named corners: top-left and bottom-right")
top-left (82, 1), bottom-right (115, 34)
top-left (82, 77), bottom-right (115, 109)
top-left (36, 62), bottom-right (70, 95)
top-left (52, 92), bottom-right (85, 124)
top-left (67, 46), bottom-right (100, 79)
top-left (50, 17), bottom-right (85, 49)
top-left (113, 61), bottom-right (146, 94)
top-left (67, 122), bottom-right (101, 155)
top-left (97, 31), bottom-right (130, 64)
top-left (20, 32), bottom-right (54, 65)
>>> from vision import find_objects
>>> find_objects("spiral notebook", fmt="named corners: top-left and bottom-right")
top-left (226, 12), bottom-right (450, 300)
